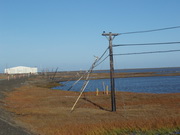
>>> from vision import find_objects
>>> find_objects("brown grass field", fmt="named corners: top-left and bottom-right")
top-left (2, 76), bottom-right (180, 135)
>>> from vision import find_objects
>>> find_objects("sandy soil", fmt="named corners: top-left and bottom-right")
top-left (2, 76), bottom-right (180, 135)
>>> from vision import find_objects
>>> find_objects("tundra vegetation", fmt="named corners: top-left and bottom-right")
top-left (1, 72), bottom-right (180, 135)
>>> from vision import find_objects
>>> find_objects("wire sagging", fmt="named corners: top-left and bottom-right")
top-left (114, 49), bottom-right (180, 56)
top-left (119, 25), bottom-right (180, 35)
top-left (113, 41), bottom-right (180, 47)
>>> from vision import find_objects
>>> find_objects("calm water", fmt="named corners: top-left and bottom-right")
top-left (53, 75), bottom-right (180, 94)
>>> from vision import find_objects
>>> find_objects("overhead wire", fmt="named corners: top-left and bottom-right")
top-left (95, 55), bottom-right (109, 68)
top-left (94, 43), bottom-right (180, 67)
top-left (94, 25), bottom-right (180, 67)
top-left (96, 47), bottom-right (109, 63)
top-left (113, 41), bottom-right (180, 47)
top-left (119, 25), bottom-right (180, 35)
top-left (94, 47), bottom-right (109, 68)
top-left (113, 49), bottom-right (180, 56)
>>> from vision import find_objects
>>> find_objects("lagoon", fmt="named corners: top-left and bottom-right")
top-left (53, 75), bottom-right (180, 94)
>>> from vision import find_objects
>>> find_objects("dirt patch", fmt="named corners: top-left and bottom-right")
top-left (3, 76), bottom-right (180, 135)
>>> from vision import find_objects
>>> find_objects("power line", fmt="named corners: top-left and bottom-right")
top-left (96, 47), bottom-right (109, 63)
top-left (95, 49), bottom-right (180, 66)
top-left (113, 41), bottom-right (180, 47)
top-left (95, 55), bottom-right (109, 68)
top-left (119, 25), bottom-right (180, 35)
top-left (114, 49), bottom-right (180, 56)
top-left (93, 47), bottom-right (109, 68)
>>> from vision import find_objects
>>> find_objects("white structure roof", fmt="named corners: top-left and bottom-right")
top-left (4, 66), bottom-right (38, 74)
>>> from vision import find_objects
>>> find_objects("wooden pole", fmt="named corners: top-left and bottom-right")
top-left (71, 81), bottom-right (89, 111)
top-left (102, 32), bottom-right (119, 112)
top-left (71, 57), bottom-right (98, 111)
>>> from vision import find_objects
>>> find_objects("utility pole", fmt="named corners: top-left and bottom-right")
top-left (102, 32), bottom-right (119, 112)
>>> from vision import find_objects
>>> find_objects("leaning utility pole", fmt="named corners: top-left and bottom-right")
top-left (102, 32), bottom-right (120, 112)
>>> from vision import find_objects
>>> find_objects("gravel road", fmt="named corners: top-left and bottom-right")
top-left (0, 78), bottom-right (33, 135)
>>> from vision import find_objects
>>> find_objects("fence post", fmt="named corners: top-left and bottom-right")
top-left (96, 88), bottom-right (99, 96)
top-left (106, 85), bottom-right (109, 95)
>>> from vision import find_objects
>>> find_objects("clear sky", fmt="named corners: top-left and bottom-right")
top-left (1, 0), bottom-right (180, 72)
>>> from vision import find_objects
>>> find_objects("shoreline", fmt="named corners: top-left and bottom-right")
top-left (51, 71), bottom-right (180, 82)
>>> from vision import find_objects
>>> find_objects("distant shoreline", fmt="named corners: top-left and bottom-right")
top-left (55, 66), bottom-right (180, 73)
top-left (1, 67), bottom-right (180, 82)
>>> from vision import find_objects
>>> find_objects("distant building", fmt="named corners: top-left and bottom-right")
top-left (4, 66), bottom-right (38, 74)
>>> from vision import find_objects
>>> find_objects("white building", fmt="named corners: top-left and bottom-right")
top-left (4, 66), bottom-right (38, 74)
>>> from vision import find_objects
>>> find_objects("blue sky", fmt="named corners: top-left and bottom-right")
top-left (1, 0), bottom-right (180, 72)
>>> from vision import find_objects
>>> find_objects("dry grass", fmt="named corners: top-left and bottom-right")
top-left (3, 77), bottom-right (180, 135)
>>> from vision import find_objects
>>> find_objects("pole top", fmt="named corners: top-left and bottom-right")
top-left (102, 31), bottom-right (120, 36)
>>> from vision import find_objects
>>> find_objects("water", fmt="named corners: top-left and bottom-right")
top-left (53, 75), bottom-right (180, 94)
top-left (53, 67), bottom-right (180, 94)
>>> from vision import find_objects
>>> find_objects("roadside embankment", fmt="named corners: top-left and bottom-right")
top-left (0, 77), bottom-right (34, 135)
